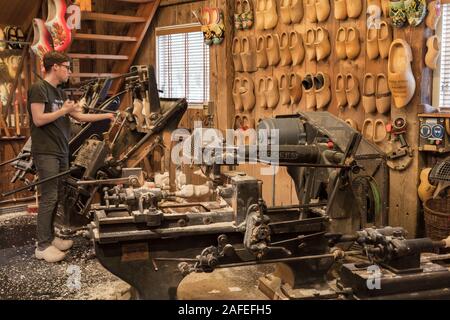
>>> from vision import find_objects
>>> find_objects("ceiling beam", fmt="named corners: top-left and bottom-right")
top-left (160, 0), bottom-right (199, 7)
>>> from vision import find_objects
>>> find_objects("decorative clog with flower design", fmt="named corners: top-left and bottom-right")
top-left (389, 0), bottom-right (407, 27)
top-left (31, 18), bottom-right (52, 60)
top-left (234, 0), bottom-right (244, 30)
top-left (201, 7), bottom-right (225, 46)
top-left (45, 0), bottom-right (72, 51)
top-left (241, 0), bottom-right (254, 29)
top-left (404, 0), bottom-right (426, 26)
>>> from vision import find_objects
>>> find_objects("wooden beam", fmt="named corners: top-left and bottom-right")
top-left (70, 72), bottom-right (121, 78)
top-left (68, 53), bottom-right (129, 60)
top-left (159, 0), bottom-right (198, 7)
top-left (73, 33), bottom-right (137, 42)
top-left (81, 11), bottom-right (146, 23)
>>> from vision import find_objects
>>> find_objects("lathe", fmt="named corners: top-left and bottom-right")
top-left (86, 112), bottom-right (450, 300)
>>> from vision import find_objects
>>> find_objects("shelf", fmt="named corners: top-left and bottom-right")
top-left (418, 113), bottom-right (450, 118)
top-left (73, 33), bottom-right (137, 42)
top-left (68, 53), bottom-right (129, 60)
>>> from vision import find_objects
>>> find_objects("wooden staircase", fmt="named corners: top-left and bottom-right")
top-left (68, 0), bottom-right (160, 94)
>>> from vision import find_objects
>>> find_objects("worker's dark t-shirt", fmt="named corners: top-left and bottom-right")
top-left (27, 80), bottom-right (71, 157)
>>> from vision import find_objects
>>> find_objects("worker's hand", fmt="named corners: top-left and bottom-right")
top-left (62, 100), bottom-right (81, 114)
top-left (105, 113), bottom-right (116, 121)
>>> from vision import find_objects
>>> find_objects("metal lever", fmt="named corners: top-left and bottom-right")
top-left (0, 153), bottom-right (31, 167)
top-left (76, 175), bottom-right (141, 187)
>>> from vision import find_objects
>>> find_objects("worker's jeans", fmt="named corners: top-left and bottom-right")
top-left (33, 153), bottom-right (69, 250)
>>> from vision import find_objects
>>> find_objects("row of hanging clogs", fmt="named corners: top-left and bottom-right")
top-left (234, 73), bottom-right (389, 113)
top-left (251, 0), bottom-right (366, 30)
top-left (238, 0), bottom-right (431, 31)
top-left (233, 32), bottom-right (306, 72)
top-left (233, 64), bottom-right (408, 113)
top-left (237, 20), bottom-right (387, 65)
top-left (31, 0), bottom-right (73, 59)
top-left (233, 72), bottom-right (332, 112)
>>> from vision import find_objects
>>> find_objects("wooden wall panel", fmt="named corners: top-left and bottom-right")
top-left (388, 24), bottom-right (430, 237)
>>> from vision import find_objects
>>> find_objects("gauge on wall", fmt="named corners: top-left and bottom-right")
top-left (420, 123), bottom-right (432, 139)
top-left (431, 124), bottom-right (445, 140)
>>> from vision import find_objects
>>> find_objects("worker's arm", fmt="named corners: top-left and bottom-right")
top-left (30, 100), bottom-right (78, 127)
top-left (69, 110), bottom-right (115, 122)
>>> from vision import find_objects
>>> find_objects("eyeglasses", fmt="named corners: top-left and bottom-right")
top-left (58, 64), bottom-right (72, 72)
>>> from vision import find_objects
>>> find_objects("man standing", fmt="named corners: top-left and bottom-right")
top-left (28, 51), bottom-right (114, 263)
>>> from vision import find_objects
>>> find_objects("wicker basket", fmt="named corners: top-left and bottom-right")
top-left (424, 197), bottom-right (450, 240)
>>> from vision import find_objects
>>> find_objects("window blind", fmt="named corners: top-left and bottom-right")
top-left (439, 3), bottom-right (450, 107)
top-left (156, 26), bottom-right (210, 105)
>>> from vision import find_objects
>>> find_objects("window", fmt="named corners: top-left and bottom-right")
top-left (156, 24), bottom-right (210, 105)
top-left (435, 3), bottom-right (450, 108)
